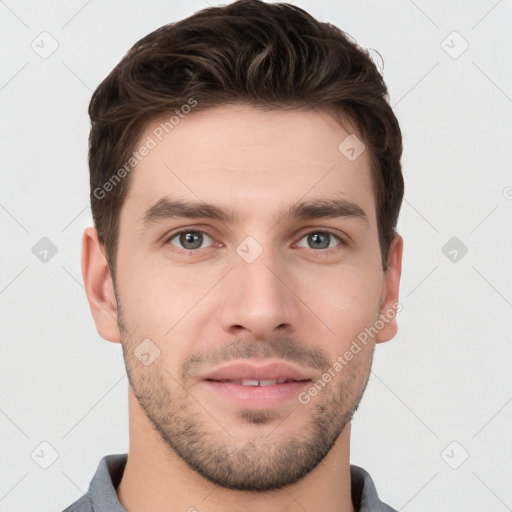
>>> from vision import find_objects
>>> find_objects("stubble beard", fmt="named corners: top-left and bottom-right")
top-left (116, 299), bottom-right (374, 491)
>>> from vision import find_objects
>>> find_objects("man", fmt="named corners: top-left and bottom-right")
top-left (64, 0), bottom-right (404, 510)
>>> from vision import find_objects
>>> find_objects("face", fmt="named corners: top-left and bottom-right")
top-left (87, 104), bottom-right (402, 491)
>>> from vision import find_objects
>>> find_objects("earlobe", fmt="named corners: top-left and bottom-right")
top-left (81, 227), bottom-right (121, 343)
top-left (375, 233), bottom-right (403, 344)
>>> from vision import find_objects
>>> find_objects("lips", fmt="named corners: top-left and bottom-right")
top-left (200, 361), bottom-right (314, 409)
top-left (201, 361), bottom-right (313, 384)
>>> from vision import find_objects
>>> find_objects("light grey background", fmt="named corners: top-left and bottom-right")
top-left (1, 0), bottom-right (511, 510)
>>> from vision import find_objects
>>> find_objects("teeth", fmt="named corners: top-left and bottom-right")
top-left (259, 379), bottom-right (278, 386)
top-left (240, 379), bottom-right (260, 386)
top-left (230, 378), bottom-right (291, 386)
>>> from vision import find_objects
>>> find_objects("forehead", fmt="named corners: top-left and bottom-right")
top-left (123, 105), bottom-right (376, 226)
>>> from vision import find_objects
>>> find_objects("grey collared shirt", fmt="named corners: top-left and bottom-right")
top-left (62, 454), bottom-right (397, 512)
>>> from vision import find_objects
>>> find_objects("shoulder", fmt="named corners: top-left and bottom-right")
top-left (59, 453), bottom-right (128, 512)
top-left (350, 464), bottom-right (398, 512)
top-left (60, 494), bottom-right (93, 512)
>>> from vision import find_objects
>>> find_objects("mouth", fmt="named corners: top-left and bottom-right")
top-left (207, 378), bottom-right (307, 386)
top-left (200, 361), bottom-right (314, 408)
top-left (201, 359), bottom-right (314, 382)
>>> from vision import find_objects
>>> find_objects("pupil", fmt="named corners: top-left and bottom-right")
top-left (181, 232), bottom-right (202, 249)
top-left (310, 233), bottom-right (329, 249)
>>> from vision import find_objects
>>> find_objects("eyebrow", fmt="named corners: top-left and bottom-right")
top-left (140, 196), bottom-right (369, 229)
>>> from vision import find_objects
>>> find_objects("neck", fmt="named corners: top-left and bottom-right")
top-left (117, 388), bottom-right (355, 512)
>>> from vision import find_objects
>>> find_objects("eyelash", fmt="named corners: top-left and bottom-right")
top-left (164, 228), bottom-right (347, 255)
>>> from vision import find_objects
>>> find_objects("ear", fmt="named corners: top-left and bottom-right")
top-left (81, 227), bottom-right (121, 343)
top-left (375, 233), bottom-right (403, 344)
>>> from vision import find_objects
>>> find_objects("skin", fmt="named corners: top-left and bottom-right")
top-left (82, 104), bottom-right (403, 512)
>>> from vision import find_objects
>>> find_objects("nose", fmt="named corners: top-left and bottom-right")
top-left (218, 245), bottom-right (301, 339)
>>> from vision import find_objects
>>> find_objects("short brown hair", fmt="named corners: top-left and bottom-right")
top-left (88, 0), bottom-right (404, 277)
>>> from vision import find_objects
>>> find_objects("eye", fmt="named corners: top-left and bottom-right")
top-left (164, 229), bottom-right (345, 254)
top-left (166, 230), bottom-right (215, 251)
top-left (296, 230), bottom-right (344, 251)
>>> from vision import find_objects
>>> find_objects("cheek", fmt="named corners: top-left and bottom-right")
top-left (298, 265), bottom-right (382, 331)
top-left (117, 249), bottom-right (198, 324)
top-left (293, 269), bottom-right (382, 370)
top-left (117, 265), bottom-right (210, 365)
